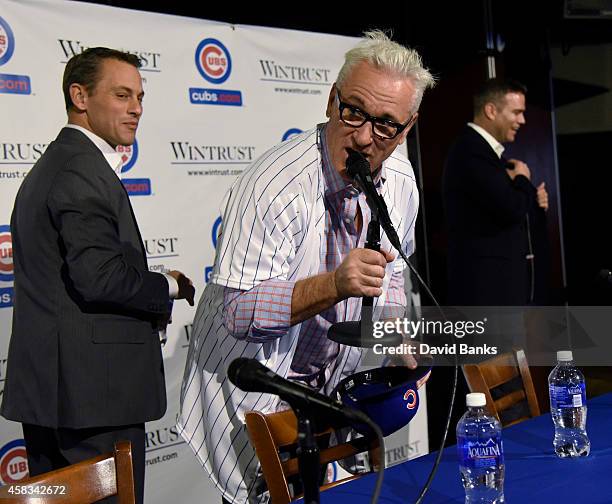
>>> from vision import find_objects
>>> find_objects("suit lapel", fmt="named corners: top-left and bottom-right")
top-left (119, 182), bottom-right (149, 266)
top-left (58, 127), bottom-right (149, 266)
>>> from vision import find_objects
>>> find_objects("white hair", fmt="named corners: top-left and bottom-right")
top-left (336, 30), bottom-right (436, 114)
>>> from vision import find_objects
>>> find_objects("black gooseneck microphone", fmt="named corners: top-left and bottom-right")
top-left (345, 150), bottom-right (403, 252)
top-left (327, 150), bottom-right (404, 348)
top-left (228, 357), bottom-right (386, 504)
top-left (227, 357), bottom-right (368, 425)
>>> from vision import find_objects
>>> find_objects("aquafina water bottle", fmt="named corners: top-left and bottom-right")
top-left (548, 350), bottom-right (590, 457)
top-left (456, 392), bottom-right (504, 503)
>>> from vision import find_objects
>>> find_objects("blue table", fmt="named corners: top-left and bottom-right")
top-left (318, 393), bottom-right (612, 503)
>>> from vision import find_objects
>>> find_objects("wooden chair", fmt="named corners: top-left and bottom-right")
top-left (0, 441), bottom-right (135, 504)
top-left (245, 408), bottom-right (379, 504)
top-left (463, 347), bottom-right (541, 427)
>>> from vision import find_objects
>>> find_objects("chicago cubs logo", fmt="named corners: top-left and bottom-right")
top-left (195, 38), bottom-right (232, 84)
top-left (282, 128), bottom-right (303, 142)
top-left (0, 225), bottom-right (13, 283)
top-left (0, 17), bottom-right (15, 66)
top-left (325, 462), bottom-right (339, 483)
top-left (212, 216), bottom-right (222, 248)
top-left (205, 216), bottom-right (222, 284)
top-left (0, 440), bottom-right (29, 485)
top-left (403, 389), bottom-right (417, 410)
top-left (118, 139), bottom-right (152, 196)
top-left (117, 139), bottom-right (139, 173)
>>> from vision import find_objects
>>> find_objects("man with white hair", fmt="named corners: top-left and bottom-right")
top-left (178, 30), bottom-right (435, 504)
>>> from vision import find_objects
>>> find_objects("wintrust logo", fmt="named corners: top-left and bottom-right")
top-left (0, 142), bottom-right (47, 164)
top-left (0, 141), bottom-right (47, 181)
top-left (57, 40), bottom-right (161, 73)
top-left (169, 141), bottom-right (255, 177)
top-left (259, 57), bottom-right (331, 97)
top-left (259, 60), bottom-right (331, 85)
top-left (146, 236), bottom-right (179, 276)
top-left (170, 142), bottom-right (255, 164)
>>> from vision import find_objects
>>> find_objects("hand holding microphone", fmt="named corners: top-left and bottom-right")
top-left (333, 248), bottom-right (395, 300)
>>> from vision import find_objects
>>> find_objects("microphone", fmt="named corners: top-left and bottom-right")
top-left (227, 358), bottom-right (369, 425)
top-left (327, 150), bottom-right (404, 348)
top-left (346, 150), bottom-right (403, 252)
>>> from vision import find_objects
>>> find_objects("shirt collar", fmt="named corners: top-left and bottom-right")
top-left (319, 124), bottom-right (386, 200)
top-left (467, 122), bottom-right (505, 159)
top-left (65, 124), bottom-right (124, 177)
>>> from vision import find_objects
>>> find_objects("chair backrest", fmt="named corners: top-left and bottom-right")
top-left (463, 347), bottom-right (541, 426)
top-left (0, 441), bottom-right (135, 504)
top-left (245, 409), bottom-right (379, 504)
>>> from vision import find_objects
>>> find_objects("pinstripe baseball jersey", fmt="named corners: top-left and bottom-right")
top-left (177, 126), bottom-right (419, 503)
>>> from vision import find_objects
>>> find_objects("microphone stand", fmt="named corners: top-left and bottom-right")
top-left (293, 202), bottom-right (381, 500)
top-left (294, 407), bottom-right (321, 504)
top-left (360, 207), bottom-right (381, 341)
top-left (328, 203), bottom-right (402, 347)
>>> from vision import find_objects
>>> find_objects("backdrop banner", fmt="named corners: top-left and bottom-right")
top-left (0, 1), bottom-right (427, 501)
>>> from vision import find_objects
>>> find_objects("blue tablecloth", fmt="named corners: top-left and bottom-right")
top-left (317, 393), bottom-right (612, 503)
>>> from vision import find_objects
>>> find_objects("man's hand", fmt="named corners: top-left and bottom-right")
top-left (158, 309), bottom-right (172, 326)
top-left (168, 270), bottom-right (195, 306)
top-left (536, 182), bottom-right (549, 211)
top-left (506, 158), bottom-right (531, 181)
top-left (391, 351), bottom-right (419, 370)
top-left (290, 248), bottom-right (394, 326)
top-left (388, 350), bottom-right (431, 388)
top-left (333, 248), bottom-right (394, 300)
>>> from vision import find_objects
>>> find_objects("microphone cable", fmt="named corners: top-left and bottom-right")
top-left (346, 151), bottom-right (458, 503)
top-left (396, 247), bottom-right (458, 504)
top-left (360, 414), bottom-right (385, 504)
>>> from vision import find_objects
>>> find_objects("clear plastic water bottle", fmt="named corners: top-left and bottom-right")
top-left (456, 392), bottom-right (504, 503)
top-left (548, 350), bottom-right (590, 457)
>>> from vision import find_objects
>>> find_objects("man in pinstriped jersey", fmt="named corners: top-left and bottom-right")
top-left (178, 30), bottom-right (435, 503)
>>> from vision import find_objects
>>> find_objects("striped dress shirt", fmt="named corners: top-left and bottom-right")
top-left (222, 124), bottom-right (407, 387)
top-left (178, 126), bottom-right (419, 503)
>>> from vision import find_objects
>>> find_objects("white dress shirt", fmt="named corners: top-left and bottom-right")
top-left (467, 122), bottom-right (505, 159)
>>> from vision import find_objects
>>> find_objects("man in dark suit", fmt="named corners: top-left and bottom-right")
top-left (1, 47), bottom-right (195, 504)
top-left (444, 79), bottom-right (548, 306)
top-left (427, 79), bottom-right (550, 449)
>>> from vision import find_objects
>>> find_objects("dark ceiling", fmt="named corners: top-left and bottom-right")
top-left (71, 0), bottom-right (612, 83)
top-left (73, 0), bottom-right (612, 47)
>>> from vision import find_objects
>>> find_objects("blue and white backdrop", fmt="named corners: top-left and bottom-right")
top-left (0, 1), bottom-right (427, 501)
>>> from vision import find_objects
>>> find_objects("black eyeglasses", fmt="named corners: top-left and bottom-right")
top-left (336, 89), bottom-right (413, 140)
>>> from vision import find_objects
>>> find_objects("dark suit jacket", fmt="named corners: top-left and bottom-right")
top-left (1, 127), bottom-right (169, 429)
top-left (443, 126), bottom-right (536, 306)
